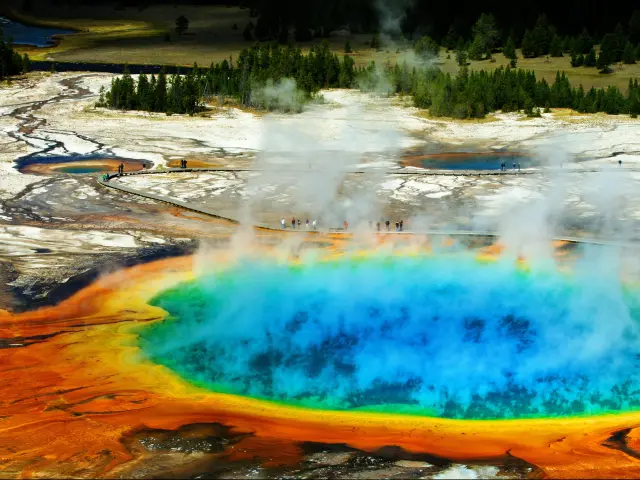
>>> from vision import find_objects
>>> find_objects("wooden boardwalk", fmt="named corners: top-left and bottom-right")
top-left (97, 168), bottom-right (640, 247)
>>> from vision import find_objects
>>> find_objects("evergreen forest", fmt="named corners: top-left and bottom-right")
top-left (97, 42), bottom-right (640, 119)
top-left (0, 28), bottom-right (31, 80)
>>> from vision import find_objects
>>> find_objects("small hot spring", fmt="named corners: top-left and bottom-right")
top-left (17, 155), bottom-right (151, 175)
top-left (404, 152), bottom-right (537, 171)
top-left (139, 248), bottom-right (640, 420)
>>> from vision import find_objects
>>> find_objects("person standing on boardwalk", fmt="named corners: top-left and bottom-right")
top-left (298, 219), bottom-right (301, 228)
top-left (292, 217), bottom-right (295, 229)
top-left (385, 220), bottom-right (390, 231)
top-left (344, 220), bottom-right (348, 231)
top-left (306, 219), bottom-right (309, 229)
top-left (312, 219), bottom-right (317, 230)
top-left (281, 217), bottom-right (285, 229)
top-left (400, 220), bottom-right (404, 232)
top-left (376, 221), bottom-right (380, 232)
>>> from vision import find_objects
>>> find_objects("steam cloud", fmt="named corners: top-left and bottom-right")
top-left (142, 248), bottom-right (640, 418)
top-left (154, 49), bottom-right (640, 420)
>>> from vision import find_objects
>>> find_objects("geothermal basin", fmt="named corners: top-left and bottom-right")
top-left (139, 241), bottom-right (640, 420)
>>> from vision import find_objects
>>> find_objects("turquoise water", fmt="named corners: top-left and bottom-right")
top-left (140, 250), bottom-right (640, 419)
top-left (420, 154), bottom-right (534, 170)
top-left (0, 17), bottom-right (73, 47)
top-left (56, 165), bottom-right (107, 174)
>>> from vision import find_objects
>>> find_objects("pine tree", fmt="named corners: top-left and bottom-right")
top-left (175, 15), bottom-right (189, 36)
top-left (575, 28), bottom-right (594, 54)
top-left (155, 69), bottom-right (167, 112)
top-left (469, 13), bottom-right (499, 60)
top-left (570, 52), bottom-right (584, 67)
top-left (530, 15), bottom-right (553, 57)
top-left (137, 73), bottom-right (150, 110)
top-left (584, 48), bottom-right (596, 67)
top-left (442, 24), bottom-right (459, 50)
top-left (549, 35), bottom-right (563, 57)
top-left (629, 86), bottom-right (640, 117)
top-left (415, 35), bottom-right (440, 58)
top-left (503, 36), bottom-right (517, 60)
top-left (455, 40), bottom-right (468, 66)
top-left (597, 49), bottom-right (613, 73)
top-left (371, 33), bottom-right (381, 50)
top-left (468, 36), bottom-right (484, 60)
top-left (622, 42), bottom-right (636, 64)
top-left (22, 53), bottom-right (30, 73)
top-left (600, 26), bottom-right (626, 64)
top-left (521, 30), bottom-right (535, 58)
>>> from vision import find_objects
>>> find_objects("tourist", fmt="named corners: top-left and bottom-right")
top-left (395, 221), bottom-right (399, 232)
top-left (312, 219), bottom-right (317, 230)
top-left (281, 217), bottom-right (285, 229)
top-left (619, 159), bottom-right (622, 167)
top-left (385, 220), bottom-right (390, 231)
top-left (512, 162), bottom-right (516, 170)
top-left (518, 163), bottom-right (521, 172)
top-left (306, 219), bottom-right (309, 229)
top-left (344, 220), bottom-right (348, 231)
top-left (298, 219), bottom-right (301, 228)
top-left (400, 219), bottom-right (404, 232)
top-left (376, 221), bottom-right (380, 232)
top-left (119, 163), bottom-right (124, 175)
top-left (292, 217), bottom-right (295, 229)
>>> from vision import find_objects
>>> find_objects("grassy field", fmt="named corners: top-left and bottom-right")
top-left (3, 1), bottom-right (639, 91)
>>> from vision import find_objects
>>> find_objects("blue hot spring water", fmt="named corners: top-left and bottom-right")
top-left (139, 250), bottom-right (640, 419)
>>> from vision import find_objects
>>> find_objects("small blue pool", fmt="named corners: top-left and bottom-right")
top-left (411, 153), bottom-right (535, 171)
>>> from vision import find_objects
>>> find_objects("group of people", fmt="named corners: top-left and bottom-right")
top-left (282, 217), bottom-right (317, 230)
top-left (179, 159), bottom-right (188, 168)
top-left (280, 217), bottom-right (406, 232)
top-left (372, 219), bottom-right (404, 232)
top-left (500, 161), bottom-right (521, 172)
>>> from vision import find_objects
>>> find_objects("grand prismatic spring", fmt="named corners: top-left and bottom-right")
top-left (3, 25), bottom-right (640, 475)
top-left (4, 232), bottom-right (640, 478)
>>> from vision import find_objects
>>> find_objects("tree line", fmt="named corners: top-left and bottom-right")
top-left (378, 63), bottom-right (640, 118)
top-left (97, 42), bottom-right (356, 113)
top-left (424, 11), bottom-right (640, 73)
top-left (0, 28), bottom-right (31, 80)
top-left (99, 40), bottom-right (640, 120)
